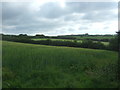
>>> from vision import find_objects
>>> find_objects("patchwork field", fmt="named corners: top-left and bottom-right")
top-left (73, 36), bottom-right (115, 40)
top-left (32, 38), bottom-right (82, 42)
top-left (2, 41), bottom-right (118, 88)
top-left (32, 38), bottom-right (109, 45)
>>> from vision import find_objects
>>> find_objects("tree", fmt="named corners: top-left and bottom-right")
top-left (85, 33), bottom-right (89, 36)
top-left (117, 31), bottom-right (120, 51)
top-left (19, 34), bottom-right (27, 37)
top-left (109, 32), bottom-right (119, 51)
top-left (35, 34), bottom-right (45, 38)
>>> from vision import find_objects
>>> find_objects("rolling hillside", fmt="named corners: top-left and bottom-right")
top-left (2, 41), bottom-right (118, 88)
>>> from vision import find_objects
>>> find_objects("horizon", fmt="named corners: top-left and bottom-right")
top-left (1, 33), bottom-right (116, 36)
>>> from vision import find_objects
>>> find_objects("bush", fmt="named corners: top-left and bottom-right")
top-left (109, 36), bottom-right (118, 51)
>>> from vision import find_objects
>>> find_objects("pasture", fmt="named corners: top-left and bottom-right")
top-left (2, 41), bottom-right (118, 88)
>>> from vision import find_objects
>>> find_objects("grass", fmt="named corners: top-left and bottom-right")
top-left (2, 41), bottom-right (118, 88)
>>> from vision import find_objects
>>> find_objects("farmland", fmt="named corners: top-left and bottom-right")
top-left (2, 1), bottom-right (119, 88)
top-left (71, 35), bottom-right (115, 40)
top-left (32, 38), bottom-right (109, 46)
top-left (31, 34), bottom-right (114, 46)
top-left (32, 38), bottom-right (83, 42)
top-left (2, 41), bottom-right (118, 88)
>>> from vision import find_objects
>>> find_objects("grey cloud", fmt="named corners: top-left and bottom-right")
top-left (79, 27), bottom-right (89, 30)
top-left (36, 2), bottom-right (69, 19)
top-left (37, 2), bottom-right (117, 19)
top-left (66, 2), bottom-right (117, 13)
top-left (82, 10), bottom-right (117, 22)
top-left (2, 2), bottom-right (30, 20)
top-left (104, 26), bottom-right (109, 29)
top-left (2, 2), bottom-right (118, 35)
top-left (63, 14), bottom-right (83, 21)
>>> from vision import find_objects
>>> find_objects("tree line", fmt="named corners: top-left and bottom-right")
top-left (1, 33), bottom-right (119, 52)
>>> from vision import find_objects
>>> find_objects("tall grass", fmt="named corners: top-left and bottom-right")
top-left (2, 41), bottom-right (118, 88)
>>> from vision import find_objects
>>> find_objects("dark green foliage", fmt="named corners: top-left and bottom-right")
top-left (81, 40), bottom-right (107, 50)
top-left (109, 35), bottom-right (119, 51)
top-left (35, 34), bottom-right (45, 38)
top-left (19, 34), bottom-right (27, 37)
top-left (2, 34), bottom-right (108, 50)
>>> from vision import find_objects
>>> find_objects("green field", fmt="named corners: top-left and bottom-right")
top-left (93, 41), bottom-right (109, 45)
top-left (69, 36), bottom-right (115, 40)
top-left (32, 38), bottom-right (109, 45)
top-left (2, 41), bottom-right (118, 88)
top-left (32, 38), bottom-right (81, 42)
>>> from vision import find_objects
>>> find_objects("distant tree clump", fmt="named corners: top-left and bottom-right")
top-left (85, 33), bottom-right (89, 36)
top-left (35, 34), bottom-right (45, 38)
top-left (19, 34), bottom-right (28, 37)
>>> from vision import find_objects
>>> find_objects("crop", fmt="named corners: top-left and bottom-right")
top-left (2, 41), bottom-right (118, 88)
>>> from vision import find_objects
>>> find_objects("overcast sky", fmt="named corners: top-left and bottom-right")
top-left (2, 1), bottom-right (118, 36)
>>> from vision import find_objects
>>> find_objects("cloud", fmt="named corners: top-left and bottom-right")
top-left (2, 2), bottom-right (118, 35)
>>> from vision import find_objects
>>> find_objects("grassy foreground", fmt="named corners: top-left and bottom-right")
top-left (2, 41), bottom-right (118, 88)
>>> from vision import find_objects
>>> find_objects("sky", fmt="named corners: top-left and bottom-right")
top-left (1, 1), bottom-right (118, 36)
